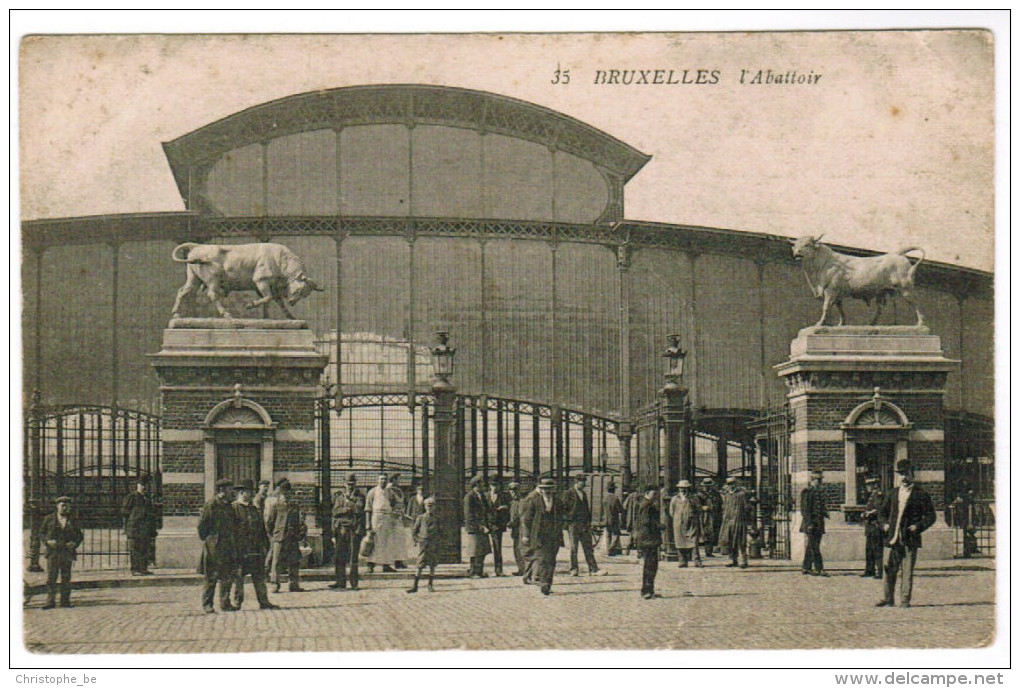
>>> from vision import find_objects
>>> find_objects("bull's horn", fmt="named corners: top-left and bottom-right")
top-left (813, 234), bottom-right (825, 243)
top-left (308, 278), bottom-right (325, 292)
top-left (787, 237), bottom-right (797, 244)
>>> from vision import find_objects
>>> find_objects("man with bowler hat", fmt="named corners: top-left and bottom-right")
top-left (603, 481), bottom-right (624, 557)
top-left (198, 478), bottom-right (238, 613)
top-left (464, 475), bottom-right (491, 578)
top-left (486, 478), bottom-right (512, 576)
top-left (506, 482), bottom-right (527, 576)
top-left (230, 479), bottom-right (278, 610)
top-left (330, 473), bottom-right (366, 591)
top-left (519, 477), bottom-right (564, 595)
top-left (562, 473), bottom-right (607, 577)
top-left (40, 496), bottom-right (84, 609)
top-left (860, 476), bottom-right (885, 579)
top-left (632, 484), bottom-right (662, 599)
top-left (122, 476), bottom-right (158, 576)
top-left (877, 459), bottom-right (936, 608)
top-left (800, 470), bottom-right (829, 576)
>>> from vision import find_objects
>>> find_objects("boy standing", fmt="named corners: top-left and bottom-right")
top-left (407, 497), bottom-right (439, 593)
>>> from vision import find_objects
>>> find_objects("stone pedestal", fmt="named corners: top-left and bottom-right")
top-left (149, 318), bottom-right (328, 568)
top-left (775, 326), bottom-right (958, 563)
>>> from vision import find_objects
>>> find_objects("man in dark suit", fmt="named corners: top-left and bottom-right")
top-left (877, 459), bottom-right (936, 608)
top-left (632, 484), bottom-right (662, 599)
top-left (562, 474), bottom-right (607, 576)
top-left (198, 478), bottom-right (238, 613)
top-left (860, 476), bottom-right (884, 579)
top-left (330, 473), bottom-right (366, 591)
top-left (519, 477), bottom-right (564, 595)
top-left (230, 479), bottom-right (278, 610)
top-left (464, 475), bottom-right (491, 578)
top-left (506, 482), bottom-right (526, 576)
top-left (40, 496), bottom-right (84, 609)
top-left (122, 477), bottom-right (158, 576)
top-left (602, 482), bottom-right (624, 557)
top-left (265, 479), bottom-right (307, 593)
top-left (799, 470), bottom-right (829, 576)
top-left (486, 479), bottom-right (511, 576)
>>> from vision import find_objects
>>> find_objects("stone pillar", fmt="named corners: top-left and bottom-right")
top-left (432, 380), bottom-right (462, 564)
top-left (149, 318), bottom-right (328, 568)
top-left (775, 326), bottom-right (958, 562)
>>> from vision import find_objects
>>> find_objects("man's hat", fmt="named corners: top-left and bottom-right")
top-left (607, 482), bottom-right (617, 493)
top-left (701, 477), bottom-right (715, 485)
top-left (573, 473), bottom-right (587, 482)
top-left (424, 496), bottom-right (436, 505)
top-left (346, 473), bottom-right (358, 485)
top-left (215, 478), bottom-right (234, 491)
top-left (258, 479), bottom-right (270, 487)
top-left (864, 476), bottom-right (880, 484)
top-left (538, 478), bottom-right (557, 490)
top-left (677, 479), bottom-right (692, 488)
top-left (507, 481), bottom-right (520, 489)
top-left (895, 459), bottom-right (914, 474)
top-left (810, 470), bottom-right (824, 479)
top-left (725, 476), bottom-right (737, 484)
top-left (644, 483), bottom-right (658, 493)
top-left (55, 495), bottom-right (71, 504)
top-left (469, 475), bottom-right (485, 487)
top-left (274, 477), bottom-right (289, 489)
top-left (278, 479), bottom-right (293, 491)
top-left (390, 473), bottom-right (401, 481)
top-left (237, 478), bottom-right (255, 492)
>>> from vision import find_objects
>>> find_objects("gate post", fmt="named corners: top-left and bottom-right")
top-left (660, 335), bottom-right (689, 562)
top-left (430, 332), bottom-right (462, 565)
top-left (317, 398), bottom-right (334, 565)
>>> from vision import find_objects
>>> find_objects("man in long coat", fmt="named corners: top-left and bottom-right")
top-left (717, 477), bottom-right (754, 568)
top-left (602, 482), bottom-right (624, 556)
top-left (464, 475), bottom-right (491, 578)
top-left (876, 459), bottom-right (936, 608)
top-left (265, 479), bottom-right (306, 593)
top-left (122, 477), bottom-right (159, 575)
top-left (40, 496), bottom-right (84, 609)
top-left (698, 477), bottom-right (723, 557)
top-left (486, 479), bottom-right (512, 576)
top-left (799, 469), bottom-right (829, 576)
top-left (230, 479), bottom-right (278, 610)
top-left (330, 473), bottom-right (366, 590)
top-left (519, 477), bottom-right (564, 595)
top-left (669, 479), bottom-right (703, 567)
top-left (860, 476), bottom-right (885, 578)
top-left (632, 485), bottom-right (662, 599)
top-left (198, 478), bottom-right (238, 613)
top-left (506, 481), bottom-right (527, 576)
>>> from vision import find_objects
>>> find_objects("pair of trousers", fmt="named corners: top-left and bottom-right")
top-left (269, 541), bottom-right (300, 587)
top-left (864, 530), bottom-right (884, 576)
top-left (678, 547), bottom-right (701, 565)
top-left (640, 546), bottom-right (659, 595)
top-left (567, 524), bottom-right (599, 572)
top-left (334, 528), bottom-right (361, 588)
top-left (202, 565), bottom-right (234, 610)
top-left (802, 531), bottom-right (824, 572)
top-left (488, 531), bottom-right (504, 573)
top-left (729, 540), bottom-right (748, 566)
top-left (883, 543), bottom-right (918, 604)
top-left (46, 559), bottom-right (73, 604)
top-left (528, 545), bottom-right (558, 590)
top-left (128, 536), bottom-right (153, 572)
top-left (511, 534), bottom-right (526, 574)
top-left (605, 529), bottom-right (622, 556)
top-left (231, 557), bottom-right (272, 608)
top-left (468, 555), bottom-right (487, 575)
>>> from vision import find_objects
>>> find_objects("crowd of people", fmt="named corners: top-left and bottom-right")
top-left (28, 458), bottom-right (945, 611)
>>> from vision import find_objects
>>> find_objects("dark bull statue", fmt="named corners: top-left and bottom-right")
top-left (790, 235), bottom-right (926, 327)
top-left (170, 242), bottom-right (324, 320)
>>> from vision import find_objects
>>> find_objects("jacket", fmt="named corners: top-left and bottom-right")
top-left (863, 489), bottom-right (885, 536)
top-left (519, 490), bottom-right (564, 550)
top-left (122, 491), bottom-right (158, 539)
top-left (717, 488), bottom-right (753, 549)
top-left (561, 487), bottom-right (593, 527)
top-left (603, 493), bottom-right (624, 532)
top-left (232, 501), bottom-right (270, 559)
top-left (198, 496), bottom-right (237, 570)
top-left (40, 512), bottom-right (84, 564)
top-left (464, 490), bottom-right (488, 535)
top-left (332, 487), bottom-right (367, 536)
top-left (412, 512), bottom-right (440, 548)
top-left (266, 493), bottom-right (307, 544)
top-left (632, 496), bottom-right (662, 549)
top-left (878, 484), bottom-right (937, 548)
top-left (799, 485), bottom-right (829, 534)
top-left (486, 490), bottom-right (512, 532)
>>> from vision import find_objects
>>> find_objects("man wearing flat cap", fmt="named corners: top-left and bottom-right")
top-left (330, 473), bottom-right (366, 591)
top-left (669, 480), bottom-right (703, 568)
top-left (198, 478), bottom-right (239, 613)
top-left (799, 470), bottom-right (830, 576)
top-left (122, 477), bottom-right (158, 576)
top-left (230, 479), bottom-right (278, 610)
top-left (860, 476), bottom-right (885, 579)
top-left (464, 475), bottom-right (491, 578)
top-left (519, 477), bottom-right (565, 595)
top-left (265, 479), bottom-right (307, 593)
top-left (39, 496), bottom-right (84, 609)
top-left (876, 459), bottom-right (936, 608)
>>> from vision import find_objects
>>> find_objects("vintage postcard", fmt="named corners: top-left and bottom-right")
top-left (14, 22), bottom-right (1004, 670)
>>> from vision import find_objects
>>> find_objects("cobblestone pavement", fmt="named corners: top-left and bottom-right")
top-left (21, 552), bottom-right (995, 654)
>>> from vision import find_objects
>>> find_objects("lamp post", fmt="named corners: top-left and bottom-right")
top-left (660, 334), bottom-right (689, 561)
top-left (430, 331), bottom-right (461, 564)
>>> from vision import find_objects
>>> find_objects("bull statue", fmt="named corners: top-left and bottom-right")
top-left (790, 235), bottom-right (926, 327)
top-left (170, 242), bottom-right (324, 320)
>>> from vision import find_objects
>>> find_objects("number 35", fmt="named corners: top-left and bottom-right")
top-left (551, 64), bottom-right (570, 85)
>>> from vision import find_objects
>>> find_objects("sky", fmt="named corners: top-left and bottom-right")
top-left (16, 17), bottom-right (1000, 272)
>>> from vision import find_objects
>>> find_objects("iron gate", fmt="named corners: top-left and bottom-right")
top-left (749, 404), bottom-right (793, 560)
top-left (24, 403), bottom-right (163, 570)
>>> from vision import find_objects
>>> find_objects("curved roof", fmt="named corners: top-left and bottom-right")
top-left (162, 84), bottom-right (651, 203)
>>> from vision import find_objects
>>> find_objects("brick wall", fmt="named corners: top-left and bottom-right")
top-left (274, 441), bottom-right (316, 471)
top-left (163, 441), bottom-right (203, 472)
top-left (163, 483), bottom-right (203, 516)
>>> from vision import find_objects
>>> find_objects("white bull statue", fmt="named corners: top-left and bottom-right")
top-left (790, 234), bottom-right (926, 327)
top-left (170, 242), bottom-right (324, 320)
